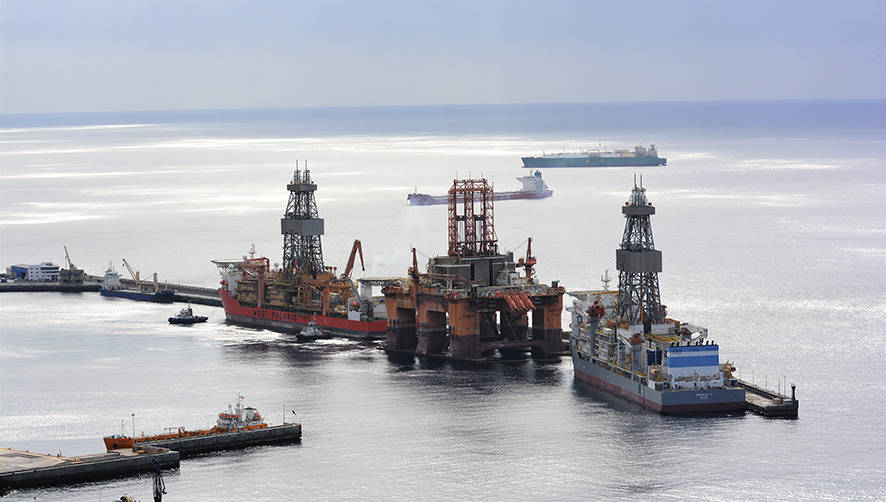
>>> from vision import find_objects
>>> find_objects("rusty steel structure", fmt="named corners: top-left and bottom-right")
top-left (448, 179), bottom-right (497, 256)
top-left (216, 167), bottom-right (387, 336)
top-left (384, 178), bottom-right (564, 361)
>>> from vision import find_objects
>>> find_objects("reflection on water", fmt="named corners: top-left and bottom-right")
top-left (1, 103), bottom-right (884, 500)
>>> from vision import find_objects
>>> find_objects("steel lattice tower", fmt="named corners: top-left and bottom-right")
top-left (447, 179), bottom-right (497, 256)
top-left (281, 165), bottom-right (324, 275)
top-left (616, 177), bottom-right (664, 325)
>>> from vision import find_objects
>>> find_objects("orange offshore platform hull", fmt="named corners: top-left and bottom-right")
top-left (219, 289), bottom-right (388, 339)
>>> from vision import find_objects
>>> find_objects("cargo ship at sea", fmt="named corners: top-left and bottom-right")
top-left (568, 180), bottom-right (744, 414)
top-left (99, 260), bottom-right (174, 302)
top-left (408, 170), bottom-right (552, 205)
top-left (213, 165), bottom-right (388, 339)
top-left (522, 144), bottom-right (666, 168)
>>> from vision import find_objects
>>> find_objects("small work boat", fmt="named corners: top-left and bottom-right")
top-left (168, 306), bottom-right (208, 324)
top-left (295, 319), bottom-right (332, 342)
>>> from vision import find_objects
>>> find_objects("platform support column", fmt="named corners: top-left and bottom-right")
top-left (531, 297), bottom-right (563, 356)
top-left (416, 309), bottom-right (448, 355)
top-left (385, 303), bottom-right (417, 352)
top-left (448, 300), bottom-right (480, 359)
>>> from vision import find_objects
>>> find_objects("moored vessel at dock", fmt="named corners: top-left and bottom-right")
top-left (408, 170), bottom-right (553, 205)
top-left (523, 144), bottom-right (666, 168)
top-left (385, 177), bottom-right (565, 361)
top-left (569, 180), bottom-right (745, 414)
top-left (103, 397), bottom-right (302, 457)
top-left (99, 261), bottom-right (174, 303)
top-left (214, 165), bottom-right (389, 339)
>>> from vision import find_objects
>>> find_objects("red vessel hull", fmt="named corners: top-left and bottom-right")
top-left (219, 289), bottom-right (387, 339)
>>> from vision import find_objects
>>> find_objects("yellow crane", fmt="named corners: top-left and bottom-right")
top-left (121, 258), bottom-right (161, 293)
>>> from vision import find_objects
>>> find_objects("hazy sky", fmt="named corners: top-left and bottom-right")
top-left (1, 0), bottom-right (884, 114)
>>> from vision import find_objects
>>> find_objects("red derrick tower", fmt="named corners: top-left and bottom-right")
top-left (447, 179), bottom-right (497, 257)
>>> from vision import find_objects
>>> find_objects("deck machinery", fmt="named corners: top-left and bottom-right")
top-left (214, 164), bottom-right (387, 337)
top-left (233, 166), bottom-right (358, 312)
top-left (383, 178), bottom-right (564, 360)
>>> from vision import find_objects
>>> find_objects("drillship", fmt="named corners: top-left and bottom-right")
top-left (522, 144), bottom-right (666, 168)
top-left (213, 165), bottom-right (388, 338)
top-left (408, 170), bottom-right (553, 205)
top-left (568, 179), bottom-right (745, 414)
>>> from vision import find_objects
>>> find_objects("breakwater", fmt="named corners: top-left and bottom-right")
top-left (0, 274), bottom-right (222, 306)
top-left (0, 446), bottom-right (179, 491)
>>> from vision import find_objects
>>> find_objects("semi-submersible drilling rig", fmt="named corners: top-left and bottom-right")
top-left (383, 178), bottom-right (564, 360)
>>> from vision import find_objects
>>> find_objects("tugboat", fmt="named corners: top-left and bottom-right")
top-left (295, 319), bottom-right (332, 342)
top-left (168, 305), bottom-right (208, 325)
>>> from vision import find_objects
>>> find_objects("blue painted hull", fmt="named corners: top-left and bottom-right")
top-left (100, 288), bottom-right (175, 303)
top-left (571, 352), bottom-right (745, 414)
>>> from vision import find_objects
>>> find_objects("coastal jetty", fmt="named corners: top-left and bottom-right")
top-left (1, 423), bottom-right (301, 490)
top-left (739, 380), bottom-right (799, 418)
top-left (137, 423), bottom-right (303, 458)
top-left (0, 274), bottom-right (222, 307)
top-left (0, 446), bottom-right (178, 491)
top-left (0, 282), bottom-right (100, 293)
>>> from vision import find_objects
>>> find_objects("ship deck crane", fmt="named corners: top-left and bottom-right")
top-left (64, 246), bottom-right (77, 271)
top-left (342, 239), bottom-right (364, 279)
top-left (121, 258), bottom-right (161, 293)
top-left (516, 237), bottom-right (536, 278)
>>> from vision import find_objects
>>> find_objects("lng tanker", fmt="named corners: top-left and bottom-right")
top-left (408, 170), bottom-right (552, 205)
top-left (568, 180), bottom-right (745, 414)
top-left (213, 165), bottom-right (388, 339)
top-left (523, 144), bottom-right (666, 168)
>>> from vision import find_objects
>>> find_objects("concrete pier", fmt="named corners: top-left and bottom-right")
top-left (0, 446), bottom-right (179, 491)
top-left (0, 282), bottom-right (100, 293)
top-left (140, 423), bottom-right (302, 458)
top-left (0, 275), bottom-right (222, 306)
top-left (738, 380), bottom-right (799, 418)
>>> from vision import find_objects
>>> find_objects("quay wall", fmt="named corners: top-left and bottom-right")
top-left (143, 424), bottom-right (302, 458)
top-left (0, 448), bottom-right (179, 490)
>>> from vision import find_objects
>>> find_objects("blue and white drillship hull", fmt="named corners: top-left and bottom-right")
top-left (570, 346), bottom-right (746, 414)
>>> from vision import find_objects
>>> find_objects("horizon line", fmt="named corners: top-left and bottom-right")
top-left (2, 97), bottom-right (884, 118)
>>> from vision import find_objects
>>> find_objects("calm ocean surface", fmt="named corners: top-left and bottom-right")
top-left (1, 101), bottom-right (885, 500)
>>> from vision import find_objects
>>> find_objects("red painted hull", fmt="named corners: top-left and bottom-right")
top-left (219, 289), bottom-right (387, 339)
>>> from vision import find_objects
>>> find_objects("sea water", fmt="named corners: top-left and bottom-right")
top-left (1, 101), bottom-right (884, 500)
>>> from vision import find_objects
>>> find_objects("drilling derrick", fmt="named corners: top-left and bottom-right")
top-left (616, 177), bottom-right (664, 327)
top-left (383, 177), bottom-right (564, 361)
top-left (448, 179), bottom-right (497, 256)
top-left (282, 164), bottom-right (324, 275)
